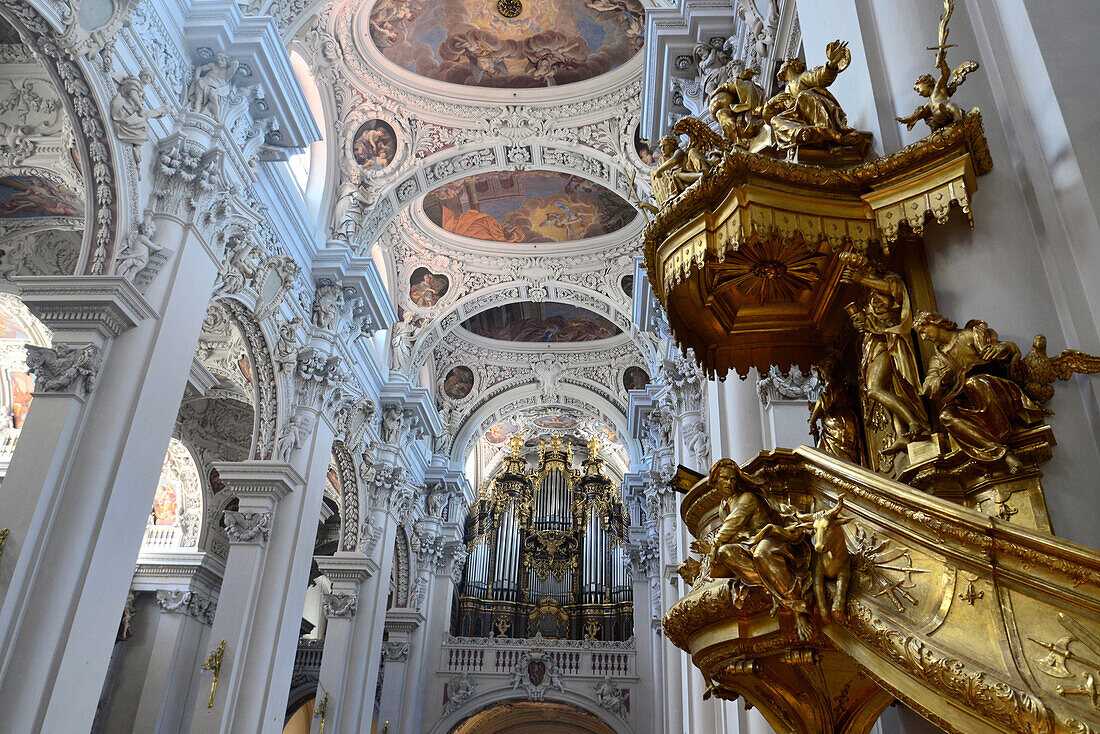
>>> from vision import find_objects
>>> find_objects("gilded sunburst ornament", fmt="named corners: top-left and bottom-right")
top-left (711, 234), bottom-right (825, 305)
top-left (497, 0), bottom-right (523, 18)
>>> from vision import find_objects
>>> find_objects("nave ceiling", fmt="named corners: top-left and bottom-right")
top-left (283, 0), bottom-right (659, 466)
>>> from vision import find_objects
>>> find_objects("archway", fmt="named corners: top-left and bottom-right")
top-left (451, 701), bottom-right (616, 734)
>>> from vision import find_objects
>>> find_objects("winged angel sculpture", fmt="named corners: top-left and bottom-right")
top-left (896, 0), bottom-right (980, 132)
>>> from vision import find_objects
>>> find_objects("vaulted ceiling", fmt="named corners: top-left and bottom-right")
top-left (284, 0), bottom-right (656, 470)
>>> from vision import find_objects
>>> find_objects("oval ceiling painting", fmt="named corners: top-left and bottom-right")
top-left (368, 0), bottom-right (644, 88)
top-left (461, 302), bottom-right (621, 342)
top-left (423, 171), bottom-right (635, 243)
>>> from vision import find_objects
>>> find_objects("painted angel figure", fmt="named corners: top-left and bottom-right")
top-left (539, 203), bottom-right (585, 239)
top-left (896, 0), bottom-right (979, 132)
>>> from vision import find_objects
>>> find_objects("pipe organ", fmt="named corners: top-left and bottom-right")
top-left (453, 434), bottom-right (633, 641)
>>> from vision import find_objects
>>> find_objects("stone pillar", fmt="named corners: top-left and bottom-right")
top-left (0, 239), bottom-right (219, 729)
top-left (376, 621), bottom-right (415, 732)
top-left (626, 543), bottom-right (660, 734)
top-left (310, 553), bottom-right (374, 734)
top-left (395, 535), bottom-right (465, 734)
top-left (329, 488), bottom-right (403, 732)
top-left (132, 589), bottom-right (218, 734)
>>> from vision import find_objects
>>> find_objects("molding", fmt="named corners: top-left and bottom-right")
top-left (14, 275), bottom-right (158, 340)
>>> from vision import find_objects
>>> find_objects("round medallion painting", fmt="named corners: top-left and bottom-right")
top-left (443, 365), bottom-right (475, 400)
top-left (409, 267), bottom-right (449, 308)
top-left (352, 120), bottom-right (398, 170)
top-left (623, 366), bottom-right (650, 391)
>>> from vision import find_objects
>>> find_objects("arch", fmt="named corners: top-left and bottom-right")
top-left (140, 437), bottom-right (204, 551)
top-left (429, 692), bottom-right (634, 734)
top-left (405, 281), bottom-right (647, 379)
top-left (217, 298), bottom-right (280, 461)
top-left (452, 381), bottom-right (640, 470)
top-left (331, 441), bottom-right (361, 552)
top-left (0, 0), bottom-right (124, 275)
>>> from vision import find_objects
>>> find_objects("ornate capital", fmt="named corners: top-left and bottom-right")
top-left (293, 348), bottom-right (345, 416)
top-left (152, 134), bottom-right (226, 220)
top-left (25, 343), bottom-right (102, 396)
top-left (381, 640), bottom-right (410, 662)
top-left (223, 510), bottom-right (273, 543)
top-left (155, 589), bottom-right (217, 626)
top-left (321, 592), bottom-right (358, 618)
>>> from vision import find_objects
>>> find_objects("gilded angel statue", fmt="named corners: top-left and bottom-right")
top-left (895, 0), bottom-right (980, 132)
top-left (652, 117), bottom-right (724, 200)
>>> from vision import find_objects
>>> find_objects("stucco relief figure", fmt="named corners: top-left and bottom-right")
top-left (111, 70), bottom-right (171, 169)
top-left (808, 355), bottom-right (862, 465)
top-left (391, 314), bottom-right (423, 369)
top-left (114, 215), bottom-right (161, 282)
top-left (691, 459), bottom-right (815, 640)
top-left (840, 253), bottom-right (930, 455)
top-left (762, 41), bottom-right (861, 151)
top-left (187, 52), bottom-right (239, 119)
top-left (914, 312), bottom-right (1048, 473)
top-left (312, 280), bottom-right (346, 331)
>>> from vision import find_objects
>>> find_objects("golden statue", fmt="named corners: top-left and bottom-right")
top-left (708, 68), bottom-right (766, 148)
top-left (840, 253), bottom-right (930, 454)
top-left (652, 117), bottom-right (724, 200)
top-left (808, 355), bottom-right (863, 465)
top-left (913, 311), bottom-right (1048, 473)
top-left (762, 40), bottom-right (862, 151)
top-left (690, 459), bottom-right (815, 640)
top-left (1009, 334), bottom-right (1100, 405)
top-left (896, 0), bottom-right (980, 133)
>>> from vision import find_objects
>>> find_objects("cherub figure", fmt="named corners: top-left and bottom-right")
top-left (895, 0), bottom-right (979, 132)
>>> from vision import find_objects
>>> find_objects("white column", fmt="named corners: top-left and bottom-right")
top-left (0, 235), bottom-right (217, 730)
top-left (377, 623), bottom-right (414, 732)
top-left (310, 553), bottom-right (374, 734)
top-left (628, 549), bottom-right (659, 734)
top-left (331, 502), bottom-right (400, 732)
top-left (133, 589), bottom-right (218, 734)
top-left (188, 427), bottom-right (334, 733)
top-left (396, 537), bottom-right (463, 734)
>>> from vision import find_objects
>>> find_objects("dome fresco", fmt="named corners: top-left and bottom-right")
top-left (460, 302), bottom-right (622, 342)
top-left (422, 170), bottom-right (636, 243)
top-left (368, 0), bottom-right (644, 89)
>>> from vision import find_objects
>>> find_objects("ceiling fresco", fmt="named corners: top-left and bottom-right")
top-left (460, 301), bottom-right (621, 342)
top-left (367, 0), bottom-right (644, 89)
top-left (422, 170), bottom-right (635, 243)
top-left (0, 175), bottom-right (84, 218)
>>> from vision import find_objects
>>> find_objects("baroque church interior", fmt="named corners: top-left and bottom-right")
top-left (0, 0), bottom-right (1098, 732)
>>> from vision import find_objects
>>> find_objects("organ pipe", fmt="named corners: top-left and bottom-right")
top-left (455, 433), bottom-right (632, 640)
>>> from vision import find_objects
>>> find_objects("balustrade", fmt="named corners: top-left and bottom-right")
top-left (441, 636), bottom-right (636, 679)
